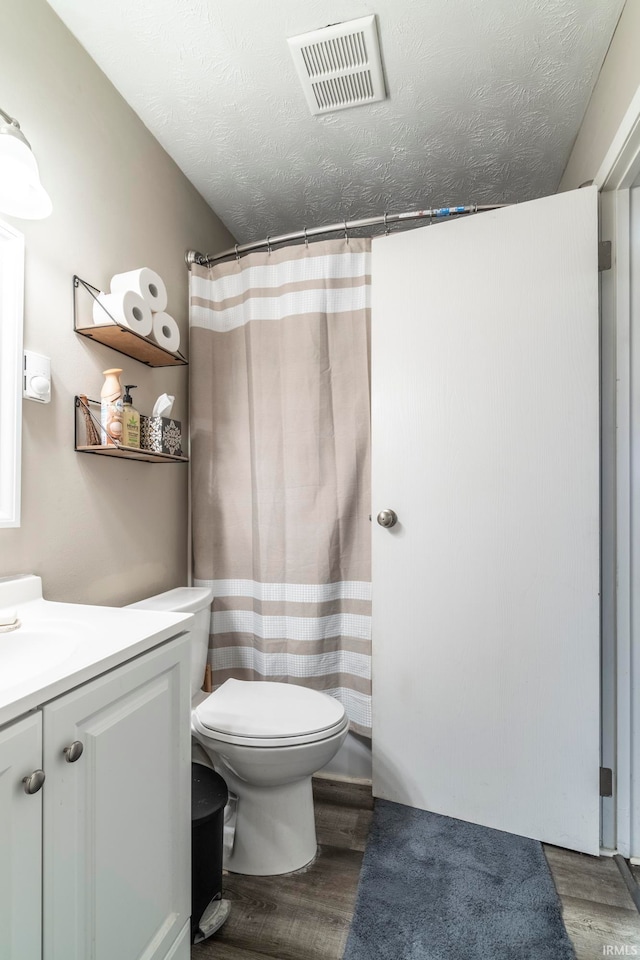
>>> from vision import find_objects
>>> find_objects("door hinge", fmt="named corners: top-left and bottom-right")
top-left (598, 240), bottom-right (612, 271)
top-left (600, 766), bottom-right (613, 797)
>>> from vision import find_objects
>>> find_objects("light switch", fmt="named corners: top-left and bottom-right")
top-left (23, 350), bottom-right (51, 403)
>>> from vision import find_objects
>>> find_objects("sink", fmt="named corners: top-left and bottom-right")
top-left (0, 575), bottom-right (192, 728)
top-left (0, 621), bottom-right (81, 692)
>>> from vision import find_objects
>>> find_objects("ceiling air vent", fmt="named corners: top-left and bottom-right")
top-left (288, 15), bottom-right (386, 116)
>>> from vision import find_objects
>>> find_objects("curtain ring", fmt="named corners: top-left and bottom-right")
top-left (235, 243), bottom-right (240, 262)
top-left (383, 212), bottom-right (389, 236)
top-left (303, 226), bottom-right (309, 249)
top-left (344, 220), bottom-right (349, 244)
top-left (266, 236), bottom-right (271, 255)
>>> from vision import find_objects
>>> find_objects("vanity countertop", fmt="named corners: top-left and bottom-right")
top-left (0, 575), bottom-right (192, 727)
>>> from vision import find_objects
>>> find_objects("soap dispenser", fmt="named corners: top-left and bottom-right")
top-left (122, 384), bottom-right (140, 448)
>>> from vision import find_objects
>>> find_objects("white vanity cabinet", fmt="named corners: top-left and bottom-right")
top-left (0, 632), bottom-right (191, 960)
top-left (43, 634), bottom-right (191, 960)
top-left (0, 712), bottom-right (43, 960)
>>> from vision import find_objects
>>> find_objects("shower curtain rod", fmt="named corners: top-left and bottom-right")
top-left (185, 203), bottom-right (506, 267)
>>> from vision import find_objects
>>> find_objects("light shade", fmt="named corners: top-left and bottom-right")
top-left (0, 117), bottom-right (52, 219)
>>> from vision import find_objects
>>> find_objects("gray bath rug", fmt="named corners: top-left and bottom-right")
top-left (343, 799), bottom-right (575, 960)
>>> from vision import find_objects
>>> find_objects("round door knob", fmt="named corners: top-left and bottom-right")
top-left (377, 509), bottom-right (398, 528)
top-left (23, 769), bottom-right (45, 795)
top-left (63, 741), bottom-right (84, 763)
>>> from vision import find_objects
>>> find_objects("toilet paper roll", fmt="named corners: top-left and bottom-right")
top-left (94, 290), bottom-right (153, 336)
top-left (152, 312), bottom-right (181, 353)
top-left (110, 267), bottom-right (168, 313)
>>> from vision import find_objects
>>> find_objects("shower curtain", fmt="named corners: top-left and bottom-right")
top-left (189, 238), bottom-right (372, 735)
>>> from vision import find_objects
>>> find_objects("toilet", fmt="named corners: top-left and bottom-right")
top-left (128, 587), bottom-right (349, 876)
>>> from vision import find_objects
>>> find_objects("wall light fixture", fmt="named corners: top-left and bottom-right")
top-left (0, 106), bottom-right (52, 219)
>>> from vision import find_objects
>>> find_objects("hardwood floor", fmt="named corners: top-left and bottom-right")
top-left (191, 778), bottom-right (373, 960)
top-left (546, 845), bottom-right (640, 958)
top-left (192, 778), bottom-right (640, 960)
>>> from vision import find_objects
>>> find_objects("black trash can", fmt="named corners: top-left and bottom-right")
top-left (191, 762), bottom-right (229, 943)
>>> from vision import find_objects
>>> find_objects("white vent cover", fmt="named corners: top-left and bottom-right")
top-left (288, 15), bottom-right (386, 116)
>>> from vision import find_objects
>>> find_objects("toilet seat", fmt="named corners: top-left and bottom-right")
top-left (192, 678), bottom-right (348, 748)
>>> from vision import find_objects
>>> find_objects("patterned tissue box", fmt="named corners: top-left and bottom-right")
top-left (140, 415), bottom-right (183, 457)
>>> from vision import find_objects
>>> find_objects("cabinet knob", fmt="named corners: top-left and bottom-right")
top-left (23, 769), bottom-right (46, 795)
top-left (63, 740), bottom-right (84, 763)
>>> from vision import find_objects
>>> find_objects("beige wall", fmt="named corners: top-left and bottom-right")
top-left (0, 0), bottom-right (233, 604)
top-left (560, 0), bottom-right (640, 190)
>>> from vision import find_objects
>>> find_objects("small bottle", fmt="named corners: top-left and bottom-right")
top-left (122, 384), bottom-right (140, 448)
top-left (100, 368), bottom-right (123, 446)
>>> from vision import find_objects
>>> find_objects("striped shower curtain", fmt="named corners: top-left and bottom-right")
top-left (189, 239), bottom-right (372, 735)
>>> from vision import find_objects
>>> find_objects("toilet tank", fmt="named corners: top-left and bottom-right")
top-left (127, 586), bottom-right (214, 697)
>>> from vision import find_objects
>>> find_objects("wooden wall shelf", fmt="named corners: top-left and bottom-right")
top-left (75, 444), bottom-right (188, 464)
top-left (74, 397), bottom-right (188, 464)
top-left (73, 276), bottom-right (187, 368)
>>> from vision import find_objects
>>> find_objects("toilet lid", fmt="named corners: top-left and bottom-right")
top-left (194, 679), bottom-right (347, 742)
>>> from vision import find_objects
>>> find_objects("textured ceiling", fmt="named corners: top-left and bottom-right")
top-left (47, 0), bottom-right (624, 245)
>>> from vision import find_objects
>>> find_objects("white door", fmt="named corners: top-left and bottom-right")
top-left (0, 712), bottom-right (43, 960)
top-left (371, 187), bottom-right (601, 855)
top-left (43, 636), bottom-right (191, 960)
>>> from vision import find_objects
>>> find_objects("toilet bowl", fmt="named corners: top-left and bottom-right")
top-left (128, 587), bottom-right (349, 876)
top-left (192, 677), bottom-right (348, 875)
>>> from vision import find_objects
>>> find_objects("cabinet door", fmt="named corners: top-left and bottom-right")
top-left (0, 712), bottom-right (43, 960)
top-left (43, 635), bottom-right (191, 960)
top-left (162, 921), bottom-right (190, 960)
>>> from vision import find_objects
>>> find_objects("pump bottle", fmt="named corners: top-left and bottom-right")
top-left (122, 384), bottom-right (141, 448)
